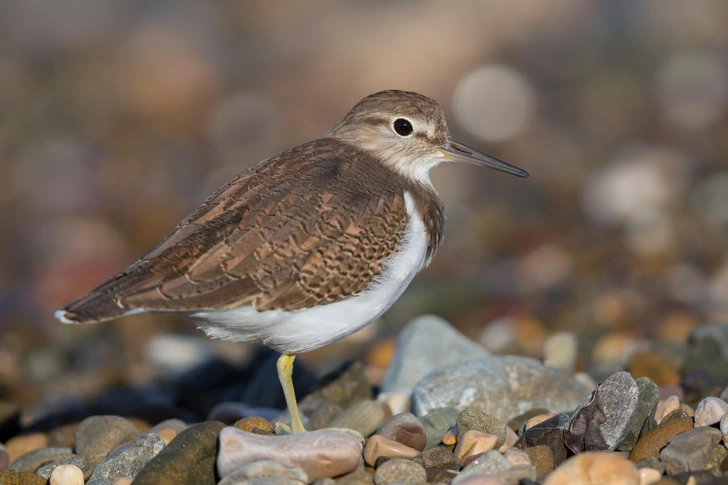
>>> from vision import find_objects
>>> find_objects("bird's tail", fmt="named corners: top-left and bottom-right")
top-left (55, 291), bottom-right (138, 324)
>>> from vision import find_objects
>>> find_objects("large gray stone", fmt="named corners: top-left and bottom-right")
top-left (381, 315), bottom-right (489, 393)
top-left (412, 356), bottom-right (590, 423)
top-left (88, 432), bottom-right (165, 482)
top-left (617, 377), bottom-right (659, 453)
top-left (660, 426), bottom-right (722, 474)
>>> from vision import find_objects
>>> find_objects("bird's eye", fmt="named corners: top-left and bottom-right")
top-left (393, 118), bottom-right (414, 137)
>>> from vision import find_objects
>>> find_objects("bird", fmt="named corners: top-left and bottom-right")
top-left (56, 90), bottom-right (528, 433)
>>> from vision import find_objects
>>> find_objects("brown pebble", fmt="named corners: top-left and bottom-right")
top-left (418, 446), bottom-right (461, 471)
top-left (17, 471), bottom-right (48, 485)
top-left (629, 416), bottom-right (694, 462)
top-left (146, 423), bottom-right (179, 444)
top-left (6, 433), bottom-right (49, 464)
top-left (543, 451), bottom-right (638, 485)
top-left (425, 468), bottom-right (457, 484)
top-left (441, 425), bottom-right (457, 446)
top-left (373, 458), bottom-right (426, 485)
top-left (127, 417), bottom-right (152, 433)
top-left (461, 452), bottom-right (485, 468)
top-left (233, 416), bottom-right (275, 435)
top-left (498, 426), bottom-right (518, 452)
top-left (628, 351), bottom-right (680, 386)
top-left (336, 468), bottom-right (375, 485)
top-left (47, 423), bottom-right (79, 448)
top-left (525, 445), bottom-right (555, 478)
top-left (363, 435), bottom-right (419, 466)
top-left (525, 413), bottom-right (558, 431)
top-left (376, 412), bottom-right (427, 452)
top-left (454, 430), bottom-right (498, 460)
top-left (655, 396), bottom-right (681, 424)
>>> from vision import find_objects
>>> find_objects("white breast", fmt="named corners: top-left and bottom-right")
top-left (189, 191), bottom-right (429, 354)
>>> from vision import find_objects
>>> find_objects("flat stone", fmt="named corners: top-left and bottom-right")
top-left (9, 447), bottom-right (75, 473)
top-left (373, 458), bottom-right (426, 485)
top-left (542, 451), bottom-right (639, 485)
top-left (454, 430), bottom-right (498, 461)
top-left (417, 445), bottom-right (461, 471)
top-left (363, 435), bottom-right (418, 466)
top-left (6, 433), bottom-right (49, 463)
top-left (74, 416), bottom-right (140, 469)
top-left (35, 456), bottom-right (90, 480)
top-left (381, 315), bottom-right (490, 394)
top-left (376, 412), bottom-right (426, 451)
top-left (217, 460), bottom-right (308, 485)
top-left (659, 426), bottom-right (722, 474)
top-left (515, 413), bottom-right (570, 466)
top-left (694, 397), bottom-right (728, 427)
top-left (134, 421), bottom-right (225, 485)
top-left (457, 407), bottom-right (506, 449)
top-left (617, 377), bottom-right (659, 453)
top-left (420, 407), bottom-right (460, 449)
top-left (88, 432), bottom-right (165, 482)
top-left (49, 464), bottom-right (84, 485)
top-left (525, 445), bottom-right (554, 478)
top-left (329, 400), bottom-right (386, 437)
top-left (628, 416), bottom-right (694, 462)
top-left (412, 356), bottom-right (591, 423)
top-left (218, 427), bottom-right (362, 482)
top-left (566, 371), bottom-right (639, 452)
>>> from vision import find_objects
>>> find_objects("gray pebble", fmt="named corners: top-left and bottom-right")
top-left (329, 400), bottom-right (386, 437)
top-left (456, 407), bottom-right (506, 449)
top-left (635, 456), bottom-right (665, 475)
top-left (694, 397), bottom-right (728, 427)
top-left (74, 415), bottom-right (140, 469)
top-left (412, 356), bottom-right (591, 423)
top-left (373, 458), bottom-right (426, 485)
top-left (34, 456), bottom-right (90, 479)
top-left (455, 449), bottom-right (535, 484)
top-left (9, 446), bottom-right (74, 473)
top-left (660, 426), bottom-right (722, 474)
top-left (420, 407), bottom-right (460, 449)
top-left (88, 431), bottom-right (165, 482)
top-left (617, 377), bottom-right (659, 453)
top-left (565, 371), bottom-right (639, 452)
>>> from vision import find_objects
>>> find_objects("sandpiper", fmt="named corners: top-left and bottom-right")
top-left (56, 90), bottom-right (528, 433)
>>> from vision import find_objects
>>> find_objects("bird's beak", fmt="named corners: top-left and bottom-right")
top-left (441, 138), bottom-right (529, 178)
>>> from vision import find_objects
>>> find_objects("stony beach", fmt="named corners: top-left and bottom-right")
top-left (2, 316), bottom-right (728, 485)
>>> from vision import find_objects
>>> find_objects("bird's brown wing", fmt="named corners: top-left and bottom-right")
top-left (59, 139), bottom-right (410, 323)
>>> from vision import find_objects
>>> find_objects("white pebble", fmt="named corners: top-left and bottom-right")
top-left (694, 397), bottom-right (728, 427)
top-left (50, 464), bottom-right (84, 485)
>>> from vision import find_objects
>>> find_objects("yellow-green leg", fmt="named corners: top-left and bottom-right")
top-left (276, 353), bottom-right (306, 433)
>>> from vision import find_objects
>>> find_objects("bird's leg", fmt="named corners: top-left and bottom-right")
top-left (276, 352), bottom-right (306, 433)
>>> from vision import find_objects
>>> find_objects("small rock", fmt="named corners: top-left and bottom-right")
top-left (659, 426), bottom-right (722, 474)
top-left (6, 433), bottom-right (49, 463)
top-left (74, 416), bottom-right (140, 469)
top-left (456, 449), bottom-right (535, 484)
top-left (502, 448), bottom-right (530, 467)
top-left (693, 397), bottom-right (728, 427)
top-left (307, 361), bottom-right (371, 410)
top-left (498, 426), bottom-right (518, 452)
top-left (417, 446), bottom-right (461, 471)
top-left (47, 423), bottom-right (79, 448)
top-left (721, 412), bottom-right (728, 444)
top-left (9, 447), bottom-right (75, 473)
top-left (0, 443), bottom-right (8, 469)
top-left (617, 377), bottom-right (660, 453)
top-left (454, 430), bottom-right (498, 460)
top-left (363, 435), bottom-right (419, 466)
top-left (14, 471), bottom-right (48, 485)
top-left (412, 356), bottom-right (591, 423)
top-left (654, 396), bottom-right (681, 424)
top-left (335, 469), bottom-right (374, 485)
top-left (628, 351), bottom-right (680, 386)
top-left (329, 400), bottom-right (386, 437)
top-left (373, 458), bottom-right (426, 485)
top-left (451, 474), bottom-right (504, 485)
top-left (134, 421), bottom-right (225, 485)
top-left (637, 467), bottom-right (661, 485)
top-left (635, 456), bottom-right (664, 475)
top-left (524, 445), bottom-right (554, 478)
top-left (628, 416), bottom-right (693, 462)
top-left (35, 456), bottom-right (90, 480)
top-left (457, 408), bottom-right (506, 449)
top-left (234, 416), bottom-right (276, 435)
top-left (300, 398), bottom-right (344, 430)
top-left (112, 479), bottom-right (133, 485)
top-left (425, 468), bottom-right (457, 484)
top-left (421, 407), bottom-right (460, 449)
top-left (88, 432), bottom-right (165, 482)
top-left (49, 464), bottom-right (84, 485)
top-left (381, 315), bottom-right (490, 393)
top-left (441, 426), bottom-right (457, 446)
top-left (217, 427), bottom-right (362, 482)
top-left (515, 413), bottom-right (570, 466)
top-left (705, 444), bottom-right (728, 474)
top-left (566, 371), bottom-right (639, 452)
top-left (376, 412), bottom-right (426, 451)
top-left (217, 460), bottom-right (308, 485)
top-left (542, 451), bottom-right (639, 485)
top-left (543, 331), bottom-right (578, 372)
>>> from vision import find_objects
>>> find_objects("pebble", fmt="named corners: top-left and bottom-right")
top-left (300, 398), bottom-right (343, 430)
top-left (503, 447), bottom-right (531, 467)
top-left (234, 416), bottom-right (276, 434)
top-left (524, 445), bottom-right (554, 478)
top-left (498, 426), bottom-right (518, 452)
top-left (627, 351), bottom-right (680, 386)
top-left (112, 479), bottom-right (133, 485)
top-left (35, 456), bottom-right (90, 480)
top-left (373, 458), bottom-right (426, 485)
top-left (421, 407), bottom-right (460, 449)
top-left (134, 421), bottom-right (225, 485)
top-left (515, 413), bottom-right (570, 466)
top-left (618, 377), bottom-right (660, 453)
top-left (363, 435), bottom-right (419, 466)
top-left (49, 464), bottom-right (84, 485)
top-left (543, 331), bottom-right (578, 372)
top-left (48, 423), bottom-right (79, 448)
top-left (457, 407), bottom-right (507, 449)
top-left (88, 432), bottom-right (165, 482)
top-left (378, 390), bottom-right (410, 416)
top-left (654, 396), bottom-right (681, 424)
top-left (335, 469), bottom-right (374, 485)
top-left (6, 433), bottom-right (49, 463)
top-left (635, 456), bottom-right (665, 475)
top-left (456, 449), bottom-right (535, 484)
top-left (380, 315), bottom-right (490, 393)
top-left (454, 430), bottom-right (498, 460)
top-left (9, 447), bottom-right (75, 473)
top-left (0, 470), bottom-right (48, 485)
top-left (425, 468), bottom-right (457, 484)
top-left (417, 445), bottom-right (462, 471)
top-left (721, 412), bottom-right (728, 444)
top-left (542, 451), bottom-right (639, 485)
top-left (217, 427), bottom-right (362, 482)
top-left (412, 356), bottom-right (591, 423)
top-left (217, 460), bottom-right (308, 485)
top-left (451, 475), bottom-right (504, 485)
top-left (145, 423), bottom-right (180, 445)
top-left (693, 397), bottom-right (728, 427)
top-left (705, 444), bottom-right (728, 474)
top-left (659, 426), bottom-right (722, 474)
top-left (628, 416), bottom-right (694, 462)
top-left (329, 400), bottom-right (387, 437)
top-left (524, 412), bottom-right (558, 431)
top-left (308, 361), bottom-right (372, 410)
top-left (0, 443), bottom-right (8, 468)
top-left (376, 412), bottom-right (426, 451)
top-left (74, 415), bottom-right (140, 469)
top-left (441, 426), bottom-right (457, 446)
top-left (638, 467), bottom-right (661, 485)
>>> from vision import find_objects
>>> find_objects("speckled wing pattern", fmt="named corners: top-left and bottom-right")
top-left (60, 139), bottom-right (410, 323)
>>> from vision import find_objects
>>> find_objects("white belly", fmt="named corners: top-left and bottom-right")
top-left (188, 191), bottom-right (429, 354)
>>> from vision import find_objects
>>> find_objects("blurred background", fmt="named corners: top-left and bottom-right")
top-left (1, 1), bottom-right (728, 415)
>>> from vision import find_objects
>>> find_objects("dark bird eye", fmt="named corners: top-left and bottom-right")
top-left (393, 118), bottom-right (413, 137)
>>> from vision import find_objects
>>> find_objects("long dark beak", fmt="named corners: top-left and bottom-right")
top-left (442, 138), bottom-right (529, 178)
